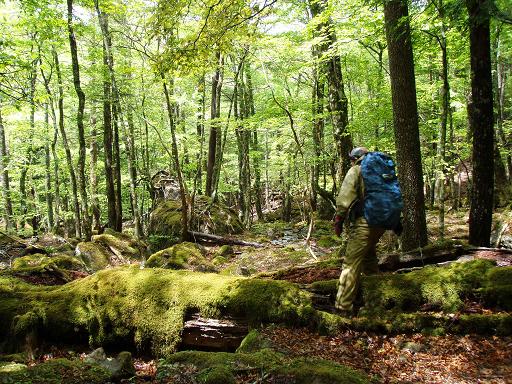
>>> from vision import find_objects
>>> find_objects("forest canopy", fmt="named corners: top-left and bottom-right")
top-left (0, 0), bottom-right (511, 247)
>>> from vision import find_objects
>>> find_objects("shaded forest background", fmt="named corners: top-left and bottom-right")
top-left (0, 0), bottom-right (511, 248)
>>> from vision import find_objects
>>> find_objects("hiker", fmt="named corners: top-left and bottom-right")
top-left (333, 147), bottom-right (403, 317)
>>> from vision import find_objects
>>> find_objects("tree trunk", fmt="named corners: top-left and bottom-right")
top-left (40, 60), bottom-right (61, 232)
top-left (466, 0), bottom-right (494, 247)
top-left (246, 64), bottom-right (263, 221)
top-left (194, 75), bottom-right (206, 196)
top-left (100, 40), bottom-right (118, 231)
top-left (126, 107), bottom-right (142, 238)
top-left (0, 101), bottom-right (14, 231)
top-left (309, 0), bottom-right (352, 181)
top-left (384, 0), bottom-right (428, 251)
top-left (162, 74), bottom-right (189, 241)
top-left (113, 104), bottom-right (123, 231)
top-left (44, 103), bottom-right (54, 230)
top-left (67, 0), bottom-right (91, 240)
top-left (54, 49), bottom-right (81, 238)
top-left (234, 74), bottom-right (251, 227)
top-left (90, 105), bottom-right (101, 232)
top-left (206, 52), bottom-right (223, 197)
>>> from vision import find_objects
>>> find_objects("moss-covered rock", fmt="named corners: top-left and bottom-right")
top-left (146, 242), bottom-right (215, 272)
top-left (12, 253), bottom-right (86, 272)
top-left (148, 197), bottom-right (243, 250)
top-left (0, 358), bottom-right (111, 384)
top-left (157, 349), bottom-right (369, 384)
top-left (75, 242), bottom-right (111, 271)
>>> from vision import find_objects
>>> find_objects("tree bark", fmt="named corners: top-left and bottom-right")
top-left (53, 49), bottom-right (80, 238)
top-left (309, 0), bottom-right (352, 180)
top-left (162, 74), bottom-right (189, 241)
top-left (206, 52), bottom-right (223, 197)
top-left (44, 103), bottom-right (54, 230)
top-left (466, 0), bottom-right (494, 247)
top-left (90, 105), bottom-right (101, 232)
top-left (0, 101), bottom-right (14, 231)
top-left (384, 0), bottom-right (428, 251)
top-left (67, 0), bottom-right (91, 240)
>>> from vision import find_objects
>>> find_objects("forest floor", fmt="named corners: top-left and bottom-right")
top-left (6, 209), bottom-right (512, 383)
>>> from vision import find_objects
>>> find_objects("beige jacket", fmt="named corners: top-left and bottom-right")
top-left (335, 157), bottom-right (365, 220)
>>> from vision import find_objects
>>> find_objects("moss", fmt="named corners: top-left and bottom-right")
top-left (0, 353), bottom-right (29, 363)
top-left (216, 245), bottom-right (234, 257)
top-left (92, 233), bottom-right (139, 258)
top-left (236, 329), bottom-right (273, 353)
top-left (75, 242), bottom-right (111, 271)
top-left (158, 349), bottom-right (369, 384)
top-left (149, 197), bottom-right (243, 251)
top-left (0, 267), bottom-right (322, 357)
top-left (317, 235), bottom-right (344, 248)
top-left (212, 256), bottom-right (228, 266)
top-left (146, 242), bottom-right (215, 272)
top-left (362, 259), bottom-right (496, 314)
top-left (12, 254), bottom-right (86, 272)
top-left (0, 358), bottom-right (111, 384)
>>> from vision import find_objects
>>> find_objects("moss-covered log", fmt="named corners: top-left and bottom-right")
top-left (0, 266), bottom-right (330, 357)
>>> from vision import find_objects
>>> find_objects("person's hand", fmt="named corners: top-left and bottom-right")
top-left (393, 220), bottom-right (403, 236)
top-left (334, 214), bottom-right (344, 236)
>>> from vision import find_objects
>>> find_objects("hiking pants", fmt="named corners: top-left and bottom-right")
top-left (335, 216), bottom-right (385, 312)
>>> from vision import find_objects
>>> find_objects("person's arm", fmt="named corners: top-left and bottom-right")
top-left (334, 166), bottom-right (360, 235)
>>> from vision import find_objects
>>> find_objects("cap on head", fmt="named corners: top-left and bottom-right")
top-left (349, 147), bottom-right (369, 161)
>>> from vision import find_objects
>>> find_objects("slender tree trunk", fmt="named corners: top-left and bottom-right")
top-left (437, 4), bottom-right (450, 239)
top-left (67, 0), bottom-right (91, 240)
top-left (40, 61), bottom-right (61, 232)
top-left (0, 101), bottom-right (13, 231)
top-left (384, 0), bottom-right (428, 250)
top-left (90, 105), bottom-right (101, 232)
top-left (194, 75), bottom-right (206, 196)
top-left (54, 49), bottom-right (81, 238)
top-left (162, 74), bottom-right (189, 241)
top-left (466, 0), bottom-right (494, 246)
top-left (245, 63), bottom-right (263, 221)
top-left (44, 103), bottom-right (54, 230)
top-left (235, 74), bottom-right (251, 227)
top-left (126, 107), bottom-right (142, 238)
top-left (113, 104), bottom-right (123, 230)
top-left (205, 53), bottom-right (223, 197)
top-left (101, 42), bottom-right (117, 231)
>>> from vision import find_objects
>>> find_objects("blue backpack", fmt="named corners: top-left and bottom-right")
top-left (360, 152), bottom-right (403, 229)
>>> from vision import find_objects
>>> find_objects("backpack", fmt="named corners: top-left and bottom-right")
top-left (360, 152), bottom-right (403, 229)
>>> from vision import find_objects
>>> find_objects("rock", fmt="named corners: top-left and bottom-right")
top-left (146, 242), bottom-right (215, 272)
top-left (148, 196), bottom-right (243, 251)
top-left (75, 242), bottom-right (111, 271)
top-left (85, 348), bottom-right (135, 380)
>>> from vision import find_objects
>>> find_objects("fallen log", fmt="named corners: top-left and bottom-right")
top-left (188, 231), bottom-right (264, 248)
top-left (181, 314), bottom-right (249, 352)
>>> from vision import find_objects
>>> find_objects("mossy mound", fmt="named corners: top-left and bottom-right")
top-left (0, 267), bottom-right (325, 357)
top-left (7, 253), bottom-right (88, 286)
top-left (146, 242), bottom-right (215, 272)
top-left (157, 349), bottom-right (369, 384)
top-left (0, 358), bottom-right (111, 384)
top-left (362, 259), bottom-right (499, 313)
top-left (75, 230), bottom-right (144, 272)
top-left (75, 242), bottom-right (111, 271)
top-left (148, 197), bottom-right (243, 250)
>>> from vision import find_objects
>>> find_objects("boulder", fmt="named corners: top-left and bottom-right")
top-left (148, 196), bottom-right (243, 250)
top-left (75, 242), bottom-right (111, 271)
top-left (146, 242), bottom-right (215, 272)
